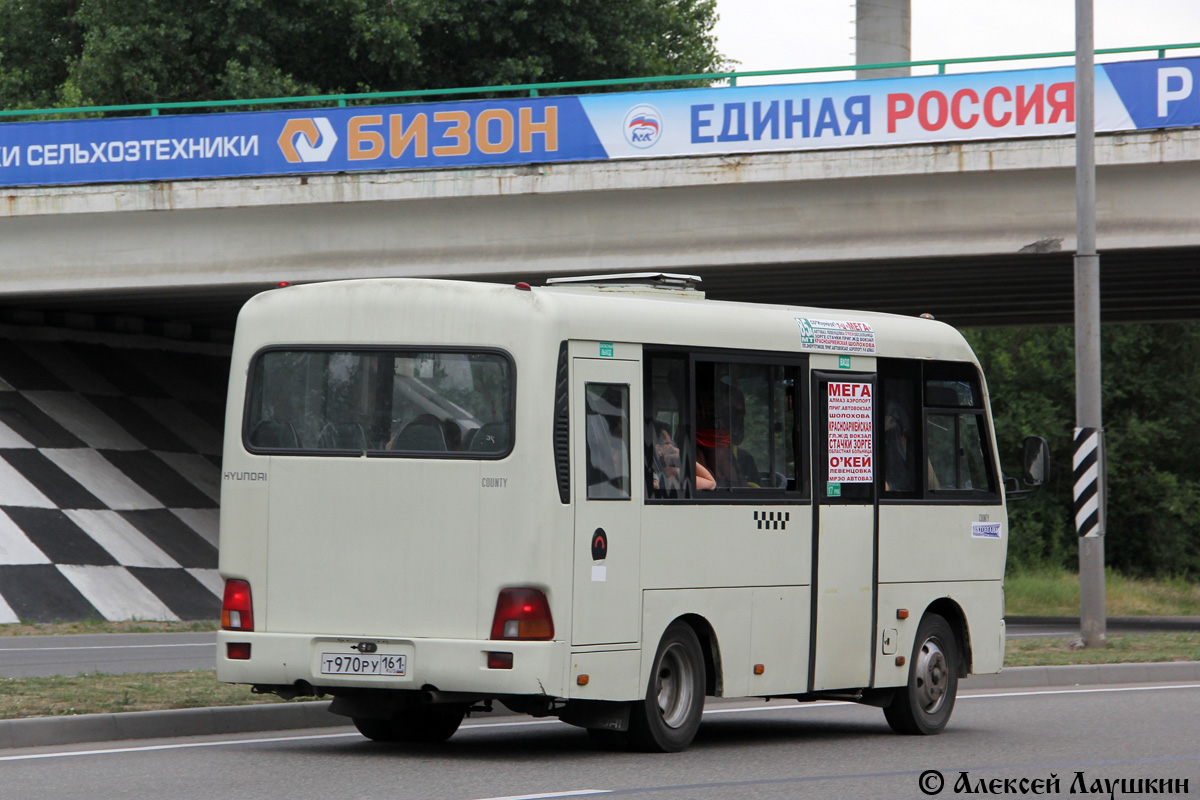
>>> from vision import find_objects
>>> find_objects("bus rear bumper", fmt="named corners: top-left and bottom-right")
top-left (216, 631), bottom-right (567, 698)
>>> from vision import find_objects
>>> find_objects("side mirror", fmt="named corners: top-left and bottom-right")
top-left (1022, 436), bottom-right (1050, 486)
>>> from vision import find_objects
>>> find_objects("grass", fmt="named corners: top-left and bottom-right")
top-left (0, 670), bottom-right (291, 720)
top-left (0, 620), bottom-right (219, 637)
top-left (1004, 566), bottom-right (1200, 617)
top-left (1005, 631), bottom-right (1200, 666)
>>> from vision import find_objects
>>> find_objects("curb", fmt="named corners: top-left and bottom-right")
top-left (1006, 615), bottom-right (1200, 631)
top-left (4, 661), bottom-right (1199, 750)
top-left (962, 659), bottom-right (1200, 690)
top-left (0, 700), bottom-right (342, 750)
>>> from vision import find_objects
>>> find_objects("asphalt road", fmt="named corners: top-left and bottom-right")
top-left (2, 619), bottom-right (1197, 677)
top-left (0, 633), bottom-right (216, 677)
top-left (1, 682), bottom-right (1197, 800)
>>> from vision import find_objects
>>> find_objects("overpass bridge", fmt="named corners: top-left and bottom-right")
top-left (4, 47), bottom-right (1200, 334)
top-left (2, 50), bottom-right (1200, 622)
top-left (2, 126), bottom-right (1199, 332)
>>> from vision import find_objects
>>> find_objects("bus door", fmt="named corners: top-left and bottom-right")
top-left (571, 355), bottom-right (643, 646)
top-left (810, 370), bottom-right (877, 691)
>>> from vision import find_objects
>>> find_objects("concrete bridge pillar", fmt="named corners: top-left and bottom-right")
top-left (856, 0), bottom-right (912, 78)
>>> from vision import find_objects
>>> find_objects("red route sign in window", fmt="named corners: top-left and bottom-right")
top-left (828, 382), bottom-right (873, 483)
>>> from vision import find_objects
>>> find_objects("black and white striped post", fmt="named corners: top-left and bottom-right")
top-left (1073, 428), bottom-right (1103, 539)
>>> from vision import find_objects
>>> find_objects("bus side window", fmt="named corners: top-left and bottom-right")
top-left (645, 354), bottom-right (691, 499)
top-left (923, 365), bottom-right (997, 496)
top-left (645, 350), bottom-right (805, 501)
top-left (879, 362), bottom-right (921, 498)
top-left (696, 361), bottom-right (774, 490)
top-left (585, 383), bottom-right (631, 500)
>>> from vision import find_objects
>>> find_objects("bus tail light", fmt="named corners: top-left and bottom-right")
top-left (222, 579), bottom-right (254, 631)
top-left (487, 651), bottom-right (514, 669)
top-left (490, 588), bottom-right (554, 640)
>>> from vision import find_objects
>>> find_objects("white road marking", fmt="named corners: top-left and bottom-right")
top-left (468, 792), bottom-right (611, 800)
top-left (963, 683), bottom-right (1200, 699)
top-left (704, 700), bottom-right (848, 713)
top-left (0, 732), bottom-right (362, 762)
top-left (460, 718), bottom-right (570, 731)
top-left (0, 683), bottom-right (1197, 764)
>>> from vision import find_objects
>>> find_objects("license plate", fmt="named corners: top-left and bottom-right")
top-left (320, 653), bottom-right (407, 676)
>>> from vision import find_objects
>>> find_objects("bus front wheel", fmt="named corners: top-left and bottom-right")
top-left (884, 613), bottom-right (958, 735)
top-left (628, 622), bottom-right (706, 752)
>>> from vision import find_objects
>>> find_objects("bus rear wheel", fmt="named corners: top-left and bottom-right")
top-left (585, 727), bottom-right (629, 749)
top-left (353, 703), bottom-right (468, 743)
top-left (884, 613), bottom-right (958, 735)
top-left (628, 622), bottom-right (706, 752)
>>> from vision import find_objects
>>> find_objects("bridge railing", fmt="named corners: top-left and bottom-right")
top-left (3, 41), bottom-right (1200, 122)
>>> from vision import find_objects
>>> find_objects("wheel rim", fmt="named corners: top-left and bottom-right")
top-left (914, 637), bottom-right (949, 714)
top-left (654, 642), bottom-right (696, 728)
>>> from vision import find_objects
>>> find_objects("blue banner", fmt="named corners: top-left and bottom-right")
top-left (1103, 57), bottom-right (1200, 129)
top-left (0, 56), bottom-right (1196, 188)
top-left (0, 96), bottom-right (606, 187)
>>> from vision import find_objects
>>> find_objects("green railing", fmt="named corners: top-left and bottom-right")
top-left (2, 41), bottom-right (1199, 122)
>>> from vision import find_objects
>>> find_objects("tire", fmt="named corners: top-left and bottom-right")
top-left (884, 613), bottom-right (958, 735)
top-left (627, 622), bottom-right (706, 752)
top-left (353, 716), bottom-right (400, 742)
top-left (586, 727), bottom-right (630, 750)
top-left (353, 703), bottom-right (468, 743)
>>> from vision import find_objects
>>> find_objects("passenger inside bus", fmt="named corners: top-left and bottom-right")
top-left (728, 387), bottom-right (761, 487)
top-left (883, 400), bottom-right (916, 492)
top-left (652, 421), bottom-right (715, 492)
top-left (695, 366), bottom-right (759, 488)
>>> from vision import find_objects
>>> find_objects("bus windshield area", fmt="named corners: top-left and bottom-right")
top-left (244, 349), bottom-right (514, 457)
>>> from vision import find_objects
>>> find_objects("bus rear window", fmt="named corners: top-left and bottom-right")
top-left (244, 349), bottom-right (514, 457)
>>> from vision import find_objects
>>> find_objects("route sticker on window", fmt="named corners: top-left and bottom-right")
top-left (827, 382), bottom-right (873, 483)
top-left (797, 318), bottom-right (876, 354)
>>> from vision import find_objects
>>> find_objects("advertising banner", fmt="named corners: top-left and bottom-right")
top-left (0, 97), bottom-right (603, 187)
top-left (2, 56), bottom-right (1199, 188)
top-left (796, 317), bottom-right (876, 354)
top-left (827, 382), bottom-right (874, 484)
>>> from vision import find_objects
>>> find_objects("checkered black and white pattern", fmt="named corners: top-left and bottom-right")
top-left (0, 334), bottom-right (231, 623)
top-left (753, 510), bottom-right (790, 530)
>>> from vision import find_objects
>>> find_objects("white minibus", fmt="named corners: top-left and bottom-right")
top-left (217, 274), bottom-right (1044, 752)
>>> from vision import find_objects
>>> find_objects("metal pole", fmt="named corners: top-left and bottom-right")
top-left (1074, 0), bottom-right (1106, 648)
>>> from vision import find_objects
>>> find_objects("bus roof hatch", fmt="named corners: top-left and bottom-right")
top-left (544, 272), bottom-right (703, 294)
